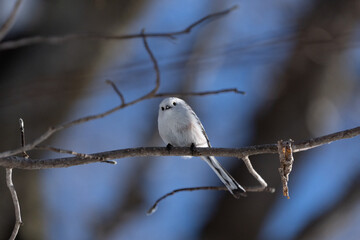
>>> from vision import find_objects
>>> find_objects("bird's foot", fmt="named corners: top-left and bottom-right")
top-left (190, 143), bottom-right (199, 156)
top-left (232, 189), bottom-right (247, 199)
top-left (166, 143), bottom-right (173, 153)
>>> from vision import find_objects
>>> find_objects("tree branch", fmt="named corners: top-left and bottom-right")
top-left (105, 80), bottom-right (125, 106)
top-left (147, 185), bottom-right (275, 215)
top-left (0, 0), bottom-right (23, 41)
top-left (1, 126), bottom-right (359, 169)
top-left (19, 118), bottom-right (29, 159)
top-left (35, 145), bottom-right (117, 165)
top-left (242, 156), bottom-right (268, 188)
top-left (5, 118), bottom-right (26, 240)
top-left (0, 5), bottom-right (238, 51)
top-left (293, 126), bottom-right (360, 152)
top-left (153, 88), bottom-right (245, 97)
top-left (140, 29), bottom-right (160, 97)
top-left (6, 168), bottom-right (22, 240)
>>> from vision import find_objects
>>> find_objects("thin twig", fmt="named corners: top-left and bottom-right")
top-left (0, 0), bottom-right (23, 41)
top-left (242, 156), bottom-right (268, 188)
top-left (1, 126), bottom-right (359, 169)
top-left (147, 187), bottom-right (228, 215)
top-left (106, 80), bottom-right (245, 103)
top-left (5, 117), bottom-right (26, 240)
top-left (106, 80), bottom-right (125, 106)
top-left (147, 184), bottom-right (274, 215)
top-left (0, 5), bottom-right (238, 51)
top-left (6, 168), bottom-right (22, 240)
top-left (19, 118), bottom-right (29, 159)
top-left (141, 29), bottom-right (160, 97)
top-left (293, 127), bottom-right (360, 152)
top-left (35, 146), bottom-right (117, 165)
top-left (154, 88), bottom-right (245, 97)
top-left (180, 5), bottom-right (238, 34)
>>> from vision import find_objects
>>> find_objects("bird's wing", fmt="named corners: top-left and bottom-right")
top-left (188, 105), bottom-right (211, 147)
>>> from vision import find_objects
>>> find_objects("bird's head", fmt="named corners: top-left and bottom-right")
top-left (158, 97), bottom-right (186, 114)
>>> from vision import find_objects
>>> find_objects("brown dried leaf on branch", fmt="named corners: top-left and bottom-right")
top-left (277, 139), bottom-right (294, 199)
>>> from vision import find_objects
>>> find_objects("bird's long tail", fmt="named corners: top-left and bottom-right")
top-left (201, 156), bottom-right (245, 199)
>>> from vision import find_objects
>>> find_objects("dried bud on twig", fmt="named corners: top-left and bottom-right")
top-left (278, 139), bottom-right (294, 199)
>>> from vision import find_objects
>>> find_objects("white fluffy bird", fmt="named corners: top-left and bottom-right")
top-left (158, 97), bottom-right (245, 198)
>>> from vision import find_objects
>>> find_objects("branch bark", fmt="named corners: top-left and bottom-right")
top-left (1, 126), bottom-right (359, 169)
top-left (5, 168), bottom-right (22, 240)
top-left (147, 185), bottom-right (275, 215)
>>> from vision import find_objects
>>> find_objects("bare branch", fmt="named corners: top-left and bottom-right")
top-left (6, 168), bottom-right (22, 240)
top-left (5, 117), bottom-right (26, 240)
top-left (0, 0), bottom-right (23, 41)
top-left (0, 5), bottom-right (238, 51)
top-left (19, 118), bottom-right (29, 159)
top-left (0, 145), bottom-right (274, 169)
top-left (141, 29), bottom-right (160, 97)
top-left (242, 156), bottom-right (268, 188)
top-left (147, 184), bottom-right (274, 215)
top-left (147, 187), bottom-right (229, 215)
top-left (35, 146), bottom-right (117, 165)
top-left (154, 88), bottom-right (245, 98)
top-left (180, 5), bottom-right (238, 34)
top-left (293, 126), bottom-right (360, 152)
top-left (105, 79), bottom-right (245, 104)
top-left (106, 80), bottom-right (125, 106)
top-left (1, 126), bottom-right (359, 169)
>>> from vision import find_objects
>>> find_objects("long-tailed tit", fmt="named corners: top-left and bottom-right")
top-left (158, 97), bottom-right (245, 198)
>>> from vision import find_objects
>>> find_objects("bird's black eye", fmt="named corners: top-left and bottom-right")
top-left (173, 102), bottom-right (176, 106)
top-left (161, 107), bottom-right (164, 111)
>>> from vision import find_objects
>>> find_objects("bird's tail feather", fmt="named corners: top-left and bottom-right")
top-left (201, 156), bottom-right (245, 199)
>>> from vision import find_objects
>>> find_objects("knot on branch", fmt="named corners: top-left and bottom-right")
top-left (277, 139), bottom-right (294, 199)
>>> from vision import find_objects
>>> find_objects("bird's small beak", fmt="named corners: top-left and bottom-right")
top-left (165, 105), bottom-right (171, 110)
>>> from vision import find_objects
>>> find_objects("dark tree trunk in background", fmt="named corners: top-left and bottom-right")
top-left (202, 0), bottom-right (360, 239)
top-left (0, 1), bottom-right (144, 239)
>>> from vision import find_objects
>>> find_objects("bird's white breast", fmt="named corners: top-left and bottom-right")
top-left (158, 106), bottom-right (208, 147)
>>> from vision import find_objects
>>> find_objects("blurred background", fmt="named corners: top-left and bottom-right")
top-left (0, 0), bottom-right (360, 239)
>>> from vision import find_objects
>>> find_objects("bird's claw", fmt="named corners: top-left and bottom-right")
top-left (166, 143), bottom-right (173, 153)
top-left (190, 143), bottom-right (198, 156)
